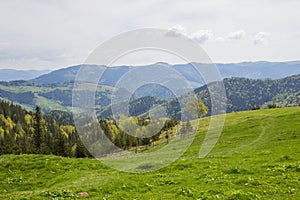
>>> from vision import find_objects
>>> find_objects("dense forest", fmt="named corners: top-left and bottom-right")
top-left (196, 75), bottom-right (300, 113)
top-left (0, 100), bottom-right (179, 157)
top-left (0, 89), bottom-right (35, 105)
top-left (0, 100), bottom-right (90, 157)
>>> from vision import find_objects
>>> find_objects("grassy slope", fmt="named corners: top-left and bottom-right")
top-left (0, 84), bottom-right (71, 112)
top-left (0, 107), bottom-right (299, 199)
top-left (0, 84), bottom-right (112, 112)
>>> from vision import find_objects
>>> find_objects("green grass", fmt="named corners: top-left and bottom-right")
top-left (35, 96), bottom-right (72, 112)
top-left (0, 84), bottom-right (108, 113)
top-left (0, 107), bottom-right (299, 199)
top-left (0, 85), bottom-right (52, 93)
top-left (0, 84), bottom-right (73, 112)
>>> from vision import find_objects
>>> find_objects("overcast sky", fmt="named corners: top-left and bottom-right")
top-left (0, 0), bottom-right (300, 70)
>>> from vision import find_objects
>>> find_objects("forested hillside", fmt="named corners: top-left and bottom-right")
top-left (0, 100), bottom-right (90, 157)
top-left (0, 100), bottom-right (179, 157)
top-left (0, 75), bottom-right (299, 116)
top-left (196, 75), bottom-right (300, 113)
top-left (0, 81), bottom-right (113, 112)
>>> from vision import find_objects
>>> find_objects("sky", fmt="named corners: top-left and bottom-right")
top-left (0, 0), bottom-right (300, 70)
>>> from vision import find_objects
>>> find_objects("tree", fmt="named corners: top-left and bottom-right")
top-left (187, 99), bottom-right (208, 118)
top-left (33, 106), bottom-right (43, 152)
top-left (75, 139), bottom-right (87, 158)
top-left (0, 100), bottom-right (83, 157)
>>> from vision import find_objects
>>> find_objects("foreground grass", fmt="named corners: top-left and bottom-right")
top-left (0, 107), bottom-right (299, 199)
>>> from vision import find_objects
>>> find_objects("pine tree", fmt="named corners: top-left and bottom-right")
top-left (33, 106), bottom-right (44, 153)
top-left (75, 139), bottom-right (87, 158)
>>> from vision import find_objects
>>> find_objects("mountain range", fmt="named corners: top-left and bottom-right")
top-left (0, 69), bottom-right (51, 81)
top-left (0, 61), bottom-right (299, 116)
top-left (1, 61), bottom-right (299, 87)
top-left (0, 75), bottom-right (299, 116)
top-left (28, 61), bottom-right (300, 86)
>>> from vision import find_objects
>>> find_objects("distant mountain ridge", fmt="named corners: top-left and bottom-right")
top-left (0, 74), bottom-right (299, 116)
top-left (31, 64), bottom-right (130, 86)
top-left (30, 61), bottom-right (300, 87)
top-left (0, 61), bottom-right (299, 115)
top-left (0, 69), bottom-right (51, 81)
top-left (215, 61), bottom-right (300, 80)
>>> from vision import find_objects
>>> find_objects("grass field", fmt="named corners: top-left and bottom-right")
top-left (0, 107), bottom-right (299, 199)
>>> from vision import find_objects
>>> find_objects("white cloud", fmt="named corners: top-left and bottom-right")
top-left (253, 32), bottom-right (271, 45)
top-left (227, 30), bottom-right (246, 40)
top-left (165, 24), bottom-right (187, 37)
top-left (190, 30), bottom-right (213, 44)
top-left (166, 26), bottom-right (213, 44)
top-left (215, 30), bottom-right (246, 42)
top-left (167, 28), bottom-right (246, 44)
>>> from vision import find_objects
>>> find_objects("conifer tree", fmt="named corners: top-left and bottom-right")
top-left (33, 106), bottom-right (44, 153)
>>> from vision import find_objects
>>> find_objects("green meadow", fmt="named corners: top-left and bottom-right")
top-left (0, 107), bottom-right (299, 199)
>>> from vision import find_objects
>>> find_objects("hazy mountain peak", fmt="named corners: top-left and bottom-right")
top-left (0, 69), bottom-right (51, 81)
top-left (26, 61), bottom-right (300, 86)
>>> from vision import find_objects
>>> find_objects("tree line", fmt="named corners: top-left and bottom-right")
top-left (195, 75), bottom-right (300, 114)
top-left (0, 100), bottom-right (182, 158)
top-left (0, 100), bottom-right (90, 158)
